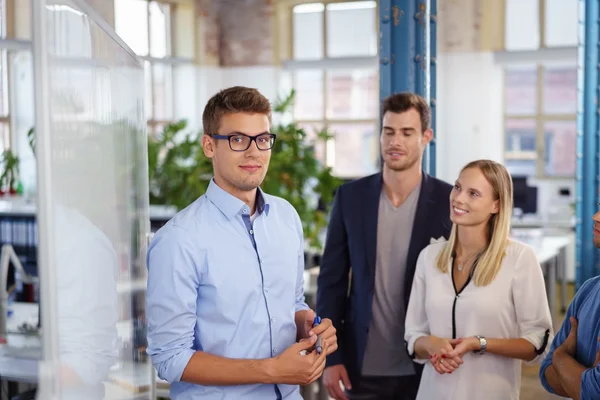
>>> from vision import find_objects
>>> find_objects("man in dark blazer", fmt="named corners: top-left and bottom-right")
top-left (317, 92), bottom-right (453, 400)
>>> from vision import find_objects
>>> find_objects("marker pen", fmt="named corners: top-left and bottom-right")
top-left (313, 315), bottom-right (322, 354)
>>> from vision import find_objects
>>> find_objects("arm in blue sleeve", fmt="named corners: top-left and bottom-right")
top-left (540, 277), bottom-right (600, 395)
top-left (539, 293), bottom-right (577, 394)
top-left (293, 208), bottom-right (309, 313)
top-left (581, 367), bottom-right (600, 400)
top-left (146, 224), bottom-right (201, 383)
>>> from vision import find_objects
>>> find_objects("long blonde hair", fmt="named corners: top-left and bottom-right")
top-left (435, 160), bottom-right (513, 286)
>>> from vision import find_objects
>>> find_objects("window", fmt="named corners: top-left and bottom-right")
top-left (287, 1), bottom-right (379, 179)
top-left (115, 0), bottom-right (194, 134)
top-left (503, 65), bottom-right (577, 178)
top-left (504, 0), bottom-right (579, 50)
top-left (0, 0), bottom-right (11, 149)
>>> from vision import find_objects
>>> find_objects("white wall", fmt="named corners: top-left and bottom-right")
top-left (436, 51), bottom-right (505, 184)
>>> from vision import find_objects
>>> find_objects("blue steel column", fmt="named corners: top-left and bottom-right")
top-left (576, 0), bottom-right (600, 289)
top-left (379, 0), bottom-right (437, 175)
top-left (429, 0), bottom-right (437, 177)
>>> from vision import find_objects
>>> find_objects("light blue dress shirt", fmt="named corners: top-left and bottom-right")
top-left (146, 179), bottom-right (309, 399)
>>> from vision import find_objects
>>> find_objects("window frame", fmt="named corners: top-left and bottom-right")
top-left (502, 63), bottom-right (578, 179)
top-left (0, 0), bottom-right (16, 150)
top-left (116, 0), bottom-right (195, 134)
top-left (282, 0), bottom-right (380, 179)
top-left (503, 0), bottom-right (580, 51)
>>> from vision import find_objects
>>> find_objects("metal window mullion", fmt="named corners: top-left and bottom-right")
top-left (536, 64), bottom-right (544, 177)
top-left (322, 1), bottom-right (329, 168)
top-left (167, 63), bottom-right (174, 120)
top-left (322, 1), bottom-right (328, 59)
top-left (147, 1), bottom-right (155, 121)
top-left (289, 3), bottom-right (295, 61)
top-left (166, 2), bottom-right (173, 57)
top-left (165, 2), bottom-right (175, 119)
top-left (2, 0), bottom-right (8, 38)
top-left (6, 49), bottom-right (13, 151)
top-left (539, 0), bottom-right (546, 48)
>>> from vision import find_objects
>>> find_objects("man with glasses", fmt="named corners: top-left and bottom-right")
top-left (146, 86), bottom-right (337, 399)
top-left (539, 208), bottom-right (600, 400)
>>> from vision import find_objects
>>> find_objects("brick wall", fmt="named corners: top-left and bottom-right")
top-left (197, 0), bottom-right (275, 67)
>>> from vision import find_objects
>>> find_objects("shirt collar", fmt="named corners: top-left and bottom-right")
top-left (205, 178), bottom-right (270, 220)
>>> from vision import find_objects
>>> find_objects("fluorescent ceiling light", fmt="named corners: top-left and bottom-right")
top-left (327, 1), bottom-right (376, 11)
top-left (294, 3), bottom-right (325, 13)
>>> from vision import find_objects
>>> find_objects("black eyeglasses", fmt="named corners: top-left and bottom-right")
top-left (211, 132), bottom-right (276, 152)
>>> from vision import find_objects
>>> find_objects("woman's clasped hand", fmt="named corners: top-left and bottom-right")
top-left (428, 336), bottom-right (480, 374)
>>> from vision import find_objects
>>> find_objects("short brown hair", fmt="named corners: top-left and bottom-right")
top-left (202, 86), bottom-right (272, 135)
top-left (382, 92), bottom-right (431, 132)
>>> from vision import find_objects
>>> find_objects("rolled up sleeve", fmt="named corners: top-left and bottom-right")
top-left (146, 224), bottom-right (201, 383)
top-left (404, 250), bottom-right (430, 364)
top-left (513, 245), bottom-right (553, 365)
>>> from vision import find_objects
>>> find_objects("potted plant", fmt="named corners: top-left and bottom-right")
top-left (0, 150), bottom-right (20, 195)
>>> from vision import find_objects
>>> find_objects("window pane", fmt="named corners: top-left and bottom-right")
top-left (326, 1), bottom-right (377, 58)
top-left (297, 123), bottom-right (326, 164)
top-left (542, 66), bottom-right (577, 114)
top-left (152, 63), bottom-right (173, 120)
top-left (0, 49), bottom-right (7, 116)
top-left (293, 70), bottom-right (324, 120)
top-left (505, 119), bottom-right (537, 153)
top-left (505, 67), bottom-right (537, 116)
top-left (328, 123), bottom-right (379, 178)
top-left (544, 0), bottom-right (578, 47)
top-left (0, 121), bottom-right (9, 150)
top-left (150, 1), bottom-right (170, 58)
top-left (505, 0), bottom-right (540, 50)
top-left (115, 0), bottom-right (149, 56)
top-left (293, 3), bottom-right (324, 60)
top-left (326, 69), bottom-right (378, 119)
top-left (144, 61), bottom-right (153, 120)
top-left (543, 120), bottom-right (576, 176)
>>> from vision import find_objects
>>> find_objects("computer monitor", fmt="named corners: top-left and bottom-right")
top-left (512, 175), bottom-right (537, 214)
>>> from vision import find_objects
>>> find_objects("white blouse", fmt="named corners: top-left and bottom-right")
top-left (405, 239), bottom-right (553, 400)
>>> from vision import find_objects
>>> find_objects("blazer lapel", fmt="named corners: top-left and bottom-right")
top-left (404, 173), bottom-right (436, 305)
top-left (363, 173), bottom-right (382, 285)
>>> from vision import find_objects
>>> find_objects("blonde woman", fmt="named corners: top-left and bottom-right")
top-left (404, 160), bottom-right (553, 400)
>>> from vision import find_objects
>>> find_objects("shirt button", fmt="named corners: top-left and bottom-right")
top-left (271, 317), bottom-right (275, 323)
top-left (273, 348), bottom-right (277, 353)
top-left (264, 287), bottom-right (269, 293)
top-left (250, 230), bottom-right (254, 234)
top-left (243, 208), bottom-right (248, 213)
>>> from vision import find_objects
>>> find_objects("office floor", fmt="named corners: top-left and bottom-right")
top-left (519, 282), bottom-right (576, 400)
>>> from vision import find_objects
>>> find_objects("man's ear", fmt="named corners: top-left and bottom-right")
top-left (202, 134), bottom-right (215, 158)
top-left (423, 129), bottom-right (433, 145)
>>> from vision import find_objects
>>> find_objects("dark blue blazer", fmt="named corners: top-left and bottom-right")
top-left (316, 172), bottom-right (453, 386)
